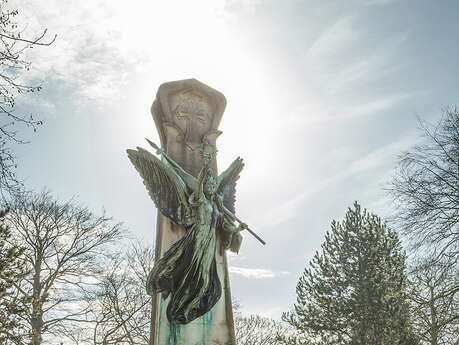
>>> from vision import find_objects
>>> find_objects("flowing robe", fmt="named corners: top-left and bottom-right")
top-left (147, 191), bottom-right (239, 324)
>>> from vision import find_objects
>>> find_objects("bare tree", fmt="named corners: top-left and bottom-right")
top-left (0, 0), bottom-right (55, 191)
top-left (81, 241), bottom-right (154, 345)
top-left (409, 261), bottom-right (459, 345)
top-left (4, 189), bottom-right (124, 345)
top-left (389, 106), bottom-right (459, 263)
top-left (233, 303), bottom-right (292, 345)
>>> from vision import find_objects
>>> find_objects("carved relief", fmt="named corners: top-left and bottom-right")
top-left (153, 79), bottom-right (226, 154)
top-left (171, 89), bottom-right (210, 150)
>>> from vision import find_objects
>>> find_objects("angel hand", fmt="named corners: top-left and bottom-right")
top-left (238, 222), bottom-right (249, 231)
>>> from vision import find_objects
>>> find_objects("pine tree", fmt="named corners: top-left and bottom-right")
top-left (282, 202), bottom-right (418, 345)
top-left (0, 209), bottom-right (27, 344)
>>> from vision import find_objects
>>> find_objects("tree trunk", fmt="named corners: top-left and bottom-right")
top-left (30, 300), bottom-right (43, 345)
top-left (429, 286), bottom-right (438, 345)
top-left (31, 254), bottom-right (43, 345)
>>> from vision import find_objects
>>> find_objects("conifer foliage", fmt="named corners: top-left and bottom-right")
top-left (0, 208), bottom-right (27, 344)
top-left (283, 202), bottom-right (417, 345)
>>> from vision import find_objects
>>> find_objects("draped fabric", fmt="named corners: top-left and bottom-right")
top-left (147, 199), bottom-right (222, 324)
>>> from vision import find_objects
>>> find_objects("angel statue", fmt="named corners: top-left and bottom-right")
top-left (127, 140), bottom-right (264, 325)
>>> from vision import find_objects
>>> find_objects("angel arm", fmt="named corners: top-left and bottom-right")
top-left (146, 139), bottom-right (197, 191)
top-left (218, 200), bottom-right (265, 246)
top-left (189, 162), bottom-right (210, 206)
top-left (219, 211), bottom-right (245, 253)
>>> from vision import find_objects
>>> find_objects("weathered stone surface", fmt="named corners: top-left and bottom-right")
top-left (150, 79), bottom-right (236, 345)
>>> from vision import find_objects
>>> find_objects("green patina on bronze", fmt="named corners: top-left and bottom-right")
top-left (161, 299), bottom-right (215, 345)
top-left (201, 310), bottom-right (213, 344)
top-left (165, 322), bottom-right (180, 345)
top-left (127, 140), bottom-right (260, 325)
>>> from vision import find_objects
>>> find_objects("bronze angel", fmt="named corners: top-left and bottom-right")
top-left (127, 141), bottom-right (251, 325)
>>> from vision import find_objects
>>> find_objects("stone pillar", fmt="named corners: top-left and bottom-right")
top-left (150, 79), bottom-right (236, 345)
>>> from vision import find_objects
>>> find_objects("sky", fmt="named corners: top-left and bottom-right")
top-left (8, 0), bottom-right (459, 318)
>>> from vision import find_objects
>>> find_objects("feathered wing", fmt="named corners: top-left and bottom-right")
top-left (217, 157), bottom-right (244, 214)
top-left (160, 156), bottom-right (198, 193)
top-left (127, 147), bottom-right (193, 227)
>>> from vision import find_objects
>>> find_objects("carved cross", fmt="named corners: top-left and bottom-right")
top-left (174, 106), bottom-right (207, 145)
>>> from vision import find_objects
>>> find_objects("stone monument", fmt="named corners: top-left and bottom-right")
top-left (127, 79), bottom-right (264, 345)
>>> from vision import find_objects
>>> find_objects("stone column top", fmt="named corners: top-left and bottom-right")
top-left (151, 78), bottom-right (227, 176)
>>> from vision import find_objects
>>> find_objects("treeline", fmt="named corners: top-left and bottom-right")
top-left (236, 109), bottom-right (459, 345)
top-left (0, 190), bottom-right (154, 344)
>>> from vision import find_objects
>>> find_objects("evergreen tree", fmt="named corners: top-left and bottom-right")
top-left (0, 209), bottom-right (27, 344)
top-left (282, 202), bottom-right (418, 345)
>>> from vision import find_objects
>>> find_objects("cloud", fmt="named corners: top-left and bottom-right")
top-left (12, 0), bottom-right (148, 102)
top-left (259, 134), bottom-right (419, 228)
top-left (275, 13), bottom-right (412, 130)
top-left (285, 92), bottom-right (415, 128)
top-left (229, 266), bottom-right (290, 279)
top-left (12, 0), bottom-right (240, 106)
top-left (307, 16), bottom-right (359, 60)
top-left (341, 92), bottom-right (415, 119)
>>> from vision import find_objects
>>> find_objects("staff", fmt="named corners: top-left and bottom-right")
top-left (218, 202), bottom-right (266, 245)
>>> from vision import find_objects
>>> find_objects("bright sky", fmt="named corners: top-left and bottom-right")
top-left (11, 0), bottom-right (459, 318)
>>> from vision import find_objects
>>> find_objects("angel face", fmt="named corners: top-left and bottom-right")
top-left (204, 175), bottom-right (218, 197)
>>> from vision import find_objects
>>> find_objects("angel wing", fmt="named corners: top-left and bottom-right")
top-left (127, 147), bottom-right (193, 227)
top-left (145, 138), bottom-right (198, 192)
top-left (216, 157), bottom-right (244, 214)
